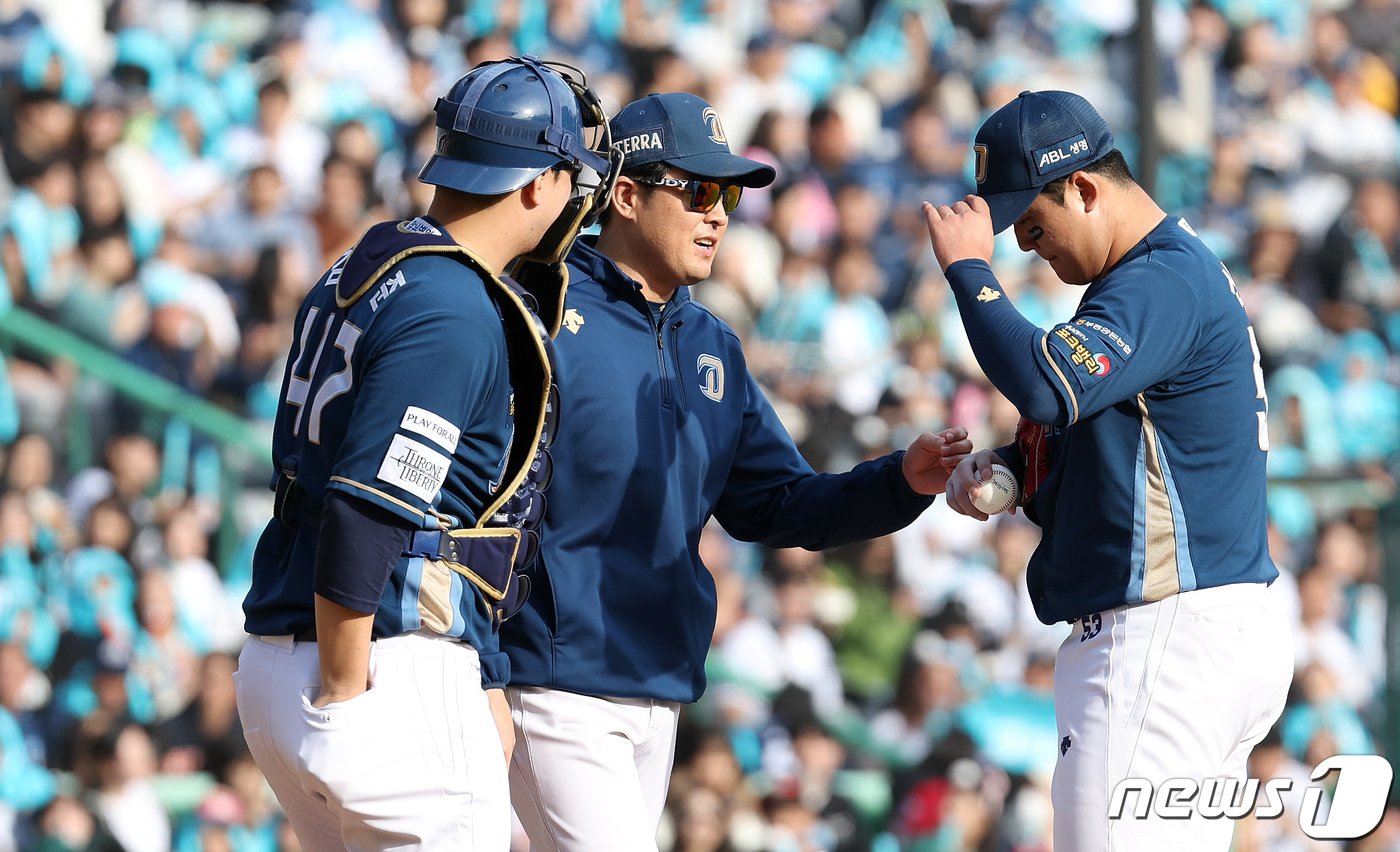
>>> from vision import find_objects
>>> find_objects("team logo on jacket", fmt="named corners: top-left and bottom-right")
top-left (562, 308), bottom-right (585, 334)
top-left (697, 354), bottom-right (724, 401)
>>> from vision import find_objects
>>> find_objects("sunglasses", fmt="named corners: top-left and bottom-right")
top-left (635, 176), bottom-right (743, 214)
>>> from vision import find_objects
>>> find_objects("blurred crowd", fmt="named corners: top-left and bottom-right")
top-left (0, 0), bottom-right (1398, 850)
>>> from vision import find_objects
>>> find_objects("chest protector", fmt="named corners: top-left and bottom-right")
top-left (332, 217), bottom-right (557, 629)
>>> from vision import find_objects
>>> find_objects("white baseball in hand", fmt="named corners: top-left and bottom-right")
top-left (972, 464), bottom-right (1018, 515)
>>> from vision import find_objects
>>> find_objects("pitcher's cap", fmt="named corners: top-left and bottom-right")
top-left (974, 90), bottom-right (1114, 233)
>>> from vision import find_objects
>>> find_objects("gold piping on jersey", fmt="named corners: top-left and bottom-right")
top-left (1136, 394), bottom-right (1182, 602)
top-left (335, 244), bottom-right (497, 309)
top-left (329, 476), bottom-right (427, 521)
top-left (472, 275), bottom-right (550, 526)
top-left (1040, 332), bottom-right (1079, 423)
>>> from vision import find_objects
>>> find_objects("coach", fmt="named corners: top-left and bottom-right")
top-left (499, 92), bottom-right (971, 850)
top-left (926, 90), bottom-right (1294, 852)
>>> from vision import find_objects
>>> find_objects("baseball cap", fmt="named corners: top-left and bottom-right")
top-left (974, 90), bottom-right (1115, 233)
top-left (610, 93), bottom-right (776, 188)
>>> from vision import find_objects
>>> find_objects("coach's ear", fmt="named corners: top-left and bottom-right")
top-left (609, 176), bottom-right (643, 223)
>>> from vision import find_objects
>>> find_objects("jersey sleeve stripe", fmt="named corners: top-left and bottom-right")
top-left (328, 476), bottom-right (428, 522)
top-left (1039, 332), bottom-right (1080, 424)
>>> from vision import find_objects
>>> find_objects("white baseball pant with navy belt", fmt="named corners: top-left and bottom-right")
top-left (507, 687), bottom-right (680, 851)
top-left (1052, 581), bottom-right (1293, 852)
top-left (235, 630), bottom-right (510, 851)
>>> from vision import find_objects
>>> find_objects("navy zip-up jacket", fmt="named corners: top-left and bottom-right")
top-left (499, 236), bottom-right (937, 703)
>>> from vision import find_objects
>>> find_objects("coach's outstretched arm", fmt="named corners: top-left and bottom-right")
top-left (713, 369), bottom-right (969, 550)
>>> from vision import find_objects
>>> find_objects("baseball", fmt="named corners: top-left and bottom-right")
top-left (972, 464), bottom-right (1018, 515)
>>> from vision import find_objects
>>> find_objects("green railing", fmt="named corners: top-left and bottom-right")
top-left (0, 305), bottom-right (270, 571)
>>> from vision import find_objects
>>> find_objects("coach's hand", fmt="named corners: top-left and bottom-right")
top-left (923, 195), bottom-right (995, 272)
top-left (902, 427), bottom-right (972, 496)
top-left (487, 688), bottom-right (515, 766)
top-left (944, 449), bottom-right (1016, 521)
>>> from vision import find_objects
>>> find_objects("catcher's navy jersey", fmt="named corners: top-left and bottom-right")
top-left (500, 237), bottom-right (935, 704)
top-left (949, 217), bottom-right (1276, 624)
top-left (243, 218), bottom-right (520, 664)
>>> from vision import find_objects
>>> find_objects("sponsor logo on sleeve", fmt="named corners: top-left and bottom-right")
top-left (976, 286), bottom-right (1002, 302)
top-left (400, 406), bottom-right (461, 452)
top-left (1050, 319), bottom-right (1134, 389)
top-left (376, 434), bottom-right (450, 503)
top-left (1074, 318), bottom-right (1134, 357)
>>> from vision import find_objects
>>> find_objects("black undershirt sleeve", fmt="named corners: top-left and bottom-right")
top-left (313, 490), bottom-right (416, 614)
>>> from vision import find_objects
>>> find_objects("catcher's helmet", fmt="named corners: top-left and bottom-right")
top-left (419, 55), bottom-right (612, 197)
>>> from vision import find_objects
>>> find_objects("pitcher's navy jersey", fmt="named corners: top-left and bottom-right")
top-left (947, 217), bottom-right (1275, 624)
top-left (500, 237), bottom-right (936, 704)
top-left (243, 218), bottom-right (516, 662)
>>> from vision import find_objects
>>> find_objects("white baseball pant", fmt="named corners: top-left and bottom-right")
top-left (507, 686), bottom-right (680, 851)
top-left (1052, 581), bottom-right (1294, 852)
top-left (234, 631), bottom-right (510, 851)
